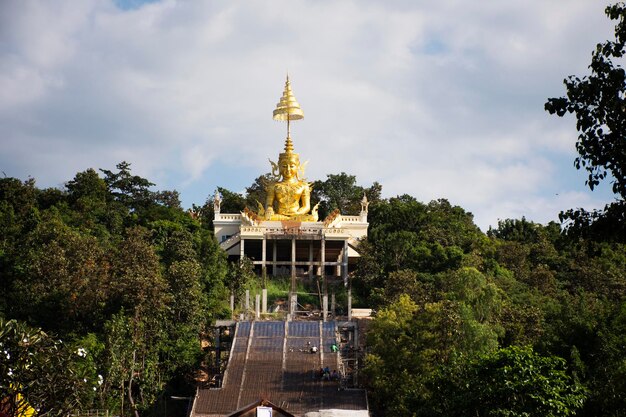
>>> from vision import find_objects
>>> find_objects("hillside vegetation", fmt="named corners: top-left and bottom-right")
top-left (1, 166), bottom-right (625, 417)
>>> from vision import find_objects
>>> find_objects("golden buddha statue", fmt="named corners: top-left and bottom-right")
top-left (265, 137), bottom-right (314, 220)
top-left (264, 76), bottom-right (318, 222)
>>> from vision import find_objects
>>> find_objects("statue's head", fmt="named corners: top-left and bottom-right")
top-left (270, 135), bottom-right (302, 181)
top-left (278, 151), bottom-right (299, 180)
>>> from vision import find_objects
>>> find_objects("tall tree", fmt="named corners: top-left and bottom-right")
top-left (100, 162), bottom-right (155, 211)
top-left (545, 4), bottom-right (626, 241)
top-left (312, 172), bottom-right (381, 218)
top-left (364, 294), bottom-right (499, 416)
top-left (428, 346), bottom-right (586, 417)
top-left (105, 227), bottom-right (170, 417)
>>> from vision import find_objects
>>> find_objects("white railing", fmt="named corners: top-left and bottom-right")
top-left (241, 226), bottom-right (264, 233)
top-left (265, 227), bottom-right (323, 236)
top-left (216, 214), bottom-right (241, 221)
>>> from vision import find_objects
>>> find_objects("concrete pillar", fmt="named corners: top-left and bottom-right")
top-left (321, 237), bottom-right (327, 300)
top-left (290, 237), bottom-right (296, 315)
top-left (344, 239), bottom-right (351, 320)
top-left (343, 239), bottom-right (349, 286)
top-left (230, 294), bottom-right (234, 312)
top-left (262, 236), bottom-right (267, 284)
top-left (239, 238), bottom-right (245, 260)
top-left (272, 240), bottom-right (277, 276)
top-left (262, 288), bottom-right (267, 313)
top-left (323, 295), bottom-right (328, 323)
top-left (308, 241), bottom-right (313, 278)
top-left (348, 284), bottom-right (352, 321)
top-left (255, 293), bottom-right (260, 319)
top-left (291, 237), bottom-right (296, 281)
top-left (215, 327), bottom-right (221, 370)
top-left (320, 236), bottom-right (326, 281)
top-left (290, 293), bottom-right (297, 316)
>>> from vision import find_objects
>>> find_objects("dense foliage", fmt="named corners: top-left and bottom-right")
top-left (1, 158), bottom-right (625, 417)
top-left (0, 163), bottom-right (231, 417)
top-left (360, 200), bottom-right (626, 416)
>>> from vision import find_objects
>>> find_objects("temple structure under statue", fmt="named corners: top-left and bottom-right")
top-left (213, 77), bottom-right (369, 320)
top-left (192, 77), bottom-right (370, 417)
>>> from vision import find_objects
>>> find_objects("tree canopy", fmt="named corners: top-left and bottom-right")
top-left (545, 3), bottom-right (626, 242)
top-left (0, 164), bottom-right (230, 417)
top-left (2, 160), bottom-right (626, 417)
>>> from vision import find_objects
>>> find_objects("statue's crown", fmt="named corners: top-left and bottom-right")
top-left (273, 75), bottom-right (303, 163)
top-left (273, 75), bottom-right (304, 123)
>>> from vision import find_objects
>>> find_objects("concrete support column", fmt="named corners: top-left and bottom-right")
top-left (323, 295), bottom-right (328, 322)
top-left (262, 236), bottom-right (267, 284)
top-left (344, 239), bottom-right (351, 320)
top-left (262, 288), bottom-right (267, 313)
top-left (215, 327), bottom-right (221, 370)
top-left (348, 284), bottom-right (352, 321)
top-left (272, 240), bottom-right (277, 277)
top-left (343, 240), bottom-right (349, 286)
top-left (230, 294), bottom-right (234, 317)
top-left (240, 238), bottom-right (245, 260)
top-left (308, 241), bottom-right (313, 279)
top-left (290, 293), bottom-right (297, 317)
top-left (255, 293), bottom-right (260, 319)
top-left (320, 236), bottom-right (326, 281)
top-left (291, 237), bottom-right (296, 279)
top-left (290, 237), bottom-right (296, 315)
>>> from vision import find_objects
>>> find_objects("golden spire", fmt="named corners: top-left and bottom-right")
top-left (273, 75), bottom-right (304, 142)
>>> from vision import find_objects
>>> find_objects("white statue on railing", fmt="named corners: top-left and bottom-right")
top-left (214, 189), bottom-right (222, 215)
top-left (360, 193), bottom-right (369, 222)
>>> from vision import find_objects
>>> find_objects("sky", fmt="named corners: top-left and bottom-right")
top-left (0, 0), bottom-right (619, 230)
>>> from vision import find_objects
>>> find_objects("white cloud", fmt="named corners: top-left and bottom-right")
top-left (0, 0), bottom-right (618, 230)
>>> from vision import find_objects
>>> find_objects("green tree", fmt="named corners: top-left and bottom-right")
top-left (9, 209), bottom-right (110, 334)
top-left (364, 294), bottom-right (498, 416)
top-left (227, 257), bottom-right (257, 303)
top-left (545, 4), bottom-right (626, 241)
top-left (0, 319), bottom-right (96, 417)
top-left (383, 269), bottom-right (436, 305)
top-left (100, 162), bottom-right (155, 211)
top-left (354, 196), bottom-right (492, 305)
top-left (160, 229), bottom-right (207, 378)
top-left (428, 346), bottom-right (586, 417)
top-left (244, 174), bottom-right (272, 210)
top-left (66, 169), bottom-right (108, 204)
top-left (312, 172), bottom-right (381, 218)
top-left (105, 227), bottom-right (170, 417)
top-left (194, 228), bottom-right (230, 320)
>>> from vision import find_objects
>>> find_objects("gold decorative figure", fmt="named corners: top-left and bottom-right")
top-left (265, 76), bottom-right (315, 221)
